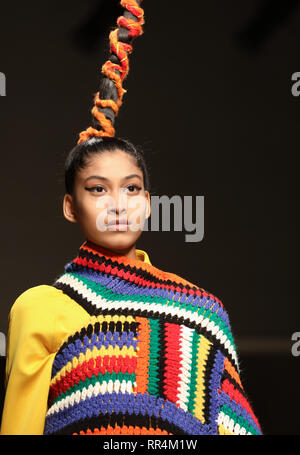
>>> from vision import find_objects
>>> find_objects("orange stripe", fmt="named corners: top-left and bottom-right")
top-left (74, 425), bottom-right (172, 435)
top-left (135, 316), bottom-right (150, 394)
top-left (224, 357), bottom-right (243, 390)
top-left (80, 240), bottom-right (202, 287)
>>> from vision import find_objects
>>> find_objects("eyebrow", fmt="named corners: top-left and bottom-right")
top-left (85, 174), bottom-right (142, 183)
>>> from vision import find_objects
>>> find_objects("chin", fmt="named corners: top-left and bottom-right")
top-left (96, 233), bottom-right (138, 251)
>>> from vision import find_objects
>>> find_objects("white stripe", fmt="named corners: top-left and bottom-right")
top-left (176, 325), bottom-right (194, 409)
top-left (46, 379), bottom-right (135, 417)
top-left (57, 274), bottom-right (238, 366)
top-left (217, 411), bottom-right (249, 435)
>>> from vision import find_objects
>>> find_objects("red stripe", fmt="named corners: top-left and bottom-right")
top-left (80, 241), bottom-right (224, 306)
top-left (163, 323), bottom-right (181, 404)
top-left (49, 355), bottom-right (137, 404)
top-left (74, 256), bottom-right (205, 297)
top-left (221, 379), bottom-right (261, 430)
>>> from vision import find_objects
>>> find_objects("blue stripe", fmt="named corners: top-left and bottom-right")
top-left (208, 350), bottom-right (225, 432)
top-left (43, 392), bottom-right (212, 435)
top-left (62, 264), bottom-right (228, 324)
top-left (51, 331), bottom-right (139, 378)
top-left (218, 390), bottom-right (262, 434)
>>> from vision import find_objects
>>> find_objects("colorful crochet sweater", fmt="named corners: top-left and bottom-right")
top-left (0, 241), bottom-right (262, 435)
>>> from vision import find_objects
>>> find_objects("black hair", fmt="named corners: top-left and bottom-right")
top-left (64, 136), bottom-right (151, 196)
top-left (65, 2), bottom-right (150, 197)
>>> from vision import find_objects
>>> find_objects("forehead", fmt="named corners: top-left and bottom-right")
top-left (77, 150), bottom-right (142, 181)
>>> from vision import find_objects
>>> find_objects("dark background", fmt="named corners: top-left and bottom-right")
top-left (0, 0), bottom-right (299, 435)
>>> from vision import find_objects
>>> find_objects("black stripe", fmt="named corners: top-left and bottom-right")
top-left (202, 344), bottom-right (218, 423)
top-left (221, 369), bottom-right (248, 400)
top-left (157, 319), bottom-right (167, 400)
top-left (46, 412), bottom-right (187, 436)
top-left (53, 302), bottom-right (140, 357)
top-left (72, 248), bottom-right (202, 295)
top-left (53, 282), bottom-right (239, 371)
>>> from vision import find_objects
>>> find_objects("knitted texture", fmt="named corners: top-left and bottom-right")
top-left (43, 241), bottom-right (262, 435)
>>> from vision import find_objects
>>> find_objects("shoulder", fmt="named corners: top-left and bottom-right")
top-left (8, 285), bottom-right (90, 352)
top-left (154, 267), bottom-right (239, 364)
top-left (156, 266), bottom-right (225, 309)
top-left (10, 284), bottom-right (74, 324)
top-left (10, 284), bottom-right (64, 316)
top-left (14, 284), bottom-right (61, 301)
top-left (169, 274), bottom-right (239, 366)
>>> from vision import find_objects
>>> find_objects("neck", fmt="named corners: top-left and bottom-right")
top-left (85, 239), bottom-right (137, 260)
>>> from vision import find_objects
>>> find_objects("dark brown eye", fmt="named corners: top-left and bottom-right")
top-left (85, 186), bottom-right (105, 193)
top-left (125, 185), bottom-right (142, 193)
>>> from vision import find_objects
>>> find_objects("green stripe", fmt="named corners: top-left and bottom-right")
top-left (147, 318), bottom-right (161, 396)
top-left (52, 371), bottom-right (136, 406)
top-left (65, 272), bottom-right (236, 354)
top-left (187, 330), bottom-right (200, 414)
top-left (220, 404), bottom-right (260, 435)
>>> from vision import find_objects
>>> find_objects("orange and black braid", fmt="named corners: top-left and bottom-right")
top-left (78, 0), bottom-right (145, 144)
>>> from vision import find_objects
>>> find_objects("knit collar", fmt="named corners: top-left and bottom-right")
top-left (55, 239), bottom-right (205, 295)
top-left (54, 239), bottom-right (195, 317)
top-left (84, 240), bottom-right (152, 266)
top-left (74, 240), bottom-right (152, 269)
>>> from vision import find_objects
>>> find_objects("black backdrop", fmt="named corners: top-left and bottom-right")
top-left (0, 0), bottom-right (299, 435)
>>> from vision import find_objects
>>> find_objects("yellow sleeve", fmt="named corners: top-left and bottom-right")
top-left (0, 285), bottom-right (89, 435)
top-left (0, 286), bottom-right (59, 435)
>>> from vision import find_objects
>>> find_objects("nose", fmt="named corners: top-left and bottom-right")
top-left (107, 188), bottom-right (127, 215)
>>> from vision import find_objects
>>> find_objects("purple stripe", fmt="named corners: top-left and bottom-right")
top-left (63, 263), bottom-right (227, 322)
top-left (51, 331), bottom-right (138, 378)
top-left (218, 390), bottom-right (262, 434)
top-left (44, 392), bottom-right (212, 435)
top-left (208, 350), bottom-right (225, 432)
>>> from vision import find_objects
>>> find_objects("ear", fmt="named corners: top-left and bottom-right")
top-left (63, 194), bottom-right (78, 223)
top-left (145, 191), bottom-right (151, 219)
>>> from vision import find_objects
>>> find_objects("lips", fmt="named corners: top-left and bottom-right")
top-left (107, 219), bottom-right (129, 226)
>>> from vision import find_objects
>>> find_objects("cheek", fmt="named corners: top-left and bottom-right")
top-left (76, 194), bottom-right (100, 221)
top-left (128, 196), bottom-right (148, 224)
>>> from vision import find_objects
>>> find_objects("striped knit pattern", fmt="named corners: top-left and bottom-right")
top-left (43, 241), bottom-right (262, 435)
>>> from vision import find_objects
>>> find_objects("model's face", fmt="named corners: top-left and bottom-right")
top-left (63, 150), bottom-right (151, 253)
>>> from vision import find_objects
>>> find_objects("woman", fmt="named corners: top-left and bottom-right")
top-left (0, 1), bottom-right (262, 435)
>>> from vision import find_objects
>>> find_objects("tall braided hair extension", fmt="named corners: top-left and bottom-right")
top-left (77, 0), bottom-right (145, 144)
